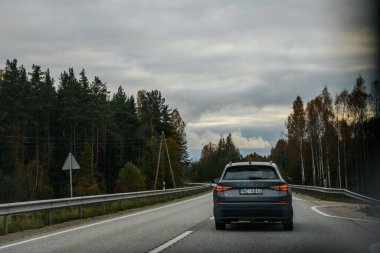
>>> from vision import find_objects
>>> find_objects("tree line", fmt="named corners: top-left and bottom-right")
top-left (190, 134), bottom-right (241, 182)
top-left (0, 59), bottom-right (188, 203)
top-left (190, 133), bottom-right (268, 182)
top-left (189, 75), bottom-right (379, 199)
top-left (271, 76), bottom-right (380, 198)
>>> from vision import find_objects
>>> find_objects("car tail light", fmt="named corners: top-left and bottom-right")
top-left (214, 185), bottom-right (232, 192)
top-left (277, 199), bottom-right (289, 204)
top-left (270, 184), bottom-right (288, 191)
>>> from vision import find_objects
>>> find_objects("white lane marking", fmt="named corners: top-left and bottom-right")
top-left (209, 216), bottom-right (214, 220)
top-left (311, 205), bottom-right (380, 223)
top-left (292, 196), bottom-right (309, 202)
top-left (149, 231), bottom-right (193, 253)
top-left (0, 193), bottom-right (212, 250)
top-left (369, 242), bottom-right (380, 253)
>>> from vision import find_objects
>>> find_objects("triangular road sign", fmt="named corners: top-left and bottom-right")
top-left (62, 153), bottom-right (80, 170)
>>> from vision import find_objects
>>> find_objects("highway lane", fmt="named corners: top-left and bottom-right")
top-left (0, 193), bottom-right (213, 253)
top-left (166, 194), bottom-right (380, 253)
top-left (0, 191), bottom-right (379, 253)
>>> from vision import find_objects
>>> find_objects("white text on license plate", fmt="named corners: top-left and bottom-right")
top-left (240, 188), bottom-right (263, 195)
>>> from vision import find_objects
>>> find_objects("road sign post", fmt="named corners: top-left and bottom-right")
top-left (62, 153), bottom-right (80, 198)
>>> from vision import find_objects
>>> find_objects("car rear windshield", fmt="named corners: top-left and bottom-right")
top-left (222, 165), bottom-right (279, 180)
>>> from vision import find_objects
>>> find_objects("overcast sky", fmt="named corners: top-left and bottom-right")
top-left (1, 0), bottom-right (379, 159)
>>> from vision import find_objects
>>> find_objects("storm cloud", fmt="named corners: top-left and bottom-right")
top-left (1, 0), bottom-right (378, 159)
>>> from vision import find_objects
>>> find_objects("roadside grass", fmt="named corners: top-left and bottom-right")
top-left (2, 211), bottom-right (48, 234)
top-left (0, 187), bottom-right (211, 236)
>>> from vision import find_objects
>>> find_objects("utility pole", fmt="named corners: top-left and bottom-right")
top-left (154, 133), bottom-right (164, 190)
top-left (154, 132), bottom-right (176, 190)
top-left (164, 132), bottom-right (176, 189)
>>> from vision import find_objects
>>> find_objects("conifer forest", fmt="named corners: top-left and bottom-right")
top-left (0, 59), bottom-right (188, 202)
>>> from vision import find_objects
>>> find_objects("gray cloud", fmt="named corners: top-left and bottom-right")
top-left (1, 0), bottom-right (378, 159)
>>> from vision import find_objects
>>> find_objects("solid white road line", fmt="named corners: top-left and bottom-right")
top-left (209, 216), bottom-right (214, 220)
top-left (311, 205), bottom-right (380, 223)
top-left (292, 196), bottom-right (309, 202)
top-left (0, 193), bottom-right (212, 250)
top-left (148, 231), bottom-right (193, 253)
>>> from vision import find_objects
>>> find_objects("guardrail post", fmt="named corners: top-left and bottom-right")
top-left (78, 205), bottom-right (83, 219)
top-left (103, 202), bottom-right (106, 214)
top-left (3, 214), bottom-right (8, 235)
top-left (48, 209), bottom-right (53, 225)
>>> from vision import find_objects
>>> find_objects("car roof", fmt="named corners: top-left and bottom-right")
top-left (225, 161), bottom-right (277, 168)
top-left (221, 161), bottom-right (284, 181)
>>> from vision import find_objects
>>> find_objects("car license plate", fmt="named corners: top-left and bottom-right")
top-left (240, 188), bottom-right (263, 195)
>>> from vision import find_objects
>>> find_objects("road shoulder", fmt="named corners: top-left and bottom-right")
top-left (294, 192), bottom-right (380, 222)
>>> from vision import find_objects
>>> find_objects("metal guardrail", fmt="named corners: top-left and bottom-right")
top-left (290, 184), bottom-right (380, 205)
top-left (0, 185), bottom-right (212, 235)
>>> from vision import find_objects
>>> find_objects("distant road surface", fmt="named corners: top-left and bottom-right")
top-left (0, 192), bottom-right (379, 253)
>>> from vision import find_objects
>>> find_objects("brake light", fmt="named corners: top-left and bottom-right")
top-left (214, 185), bottom-right (232, 192)
top-left (270, 184), bottom-right (288, 191)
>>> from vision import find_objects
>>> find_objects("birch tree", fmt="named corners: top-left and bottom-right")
top-left (348, 76), bottom-right (369, 190)
top-left (286, 96), bottom-right (306, 184)
top-left (335, 89), bottom-right (350, 188)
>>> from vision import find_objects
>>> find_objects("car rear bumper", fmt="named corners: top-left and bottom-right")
top-left (214, 202), bottom-right (292, 222)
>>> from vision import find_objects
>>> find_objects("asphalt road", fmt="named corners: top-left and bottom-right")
top-left (0, 192), bottom-right (379, 253)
